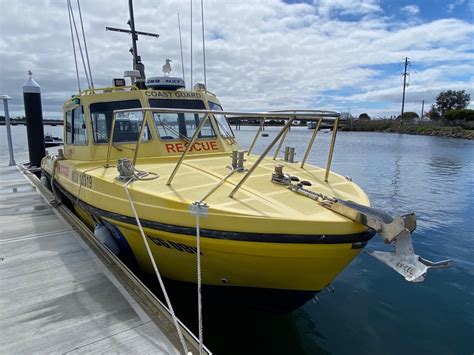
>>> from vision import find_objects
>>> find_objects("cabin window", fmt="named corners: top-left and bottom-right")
top-left (65, 106), bottom-right (87, 145)
top-left (149, 99), bottom-right (215, 140)
top-left (90, 100), bottom-right (151, 143)
top-left (208, 101), bottom-right (234, 138)
top-left (66, 110), bottom-right (73, 144)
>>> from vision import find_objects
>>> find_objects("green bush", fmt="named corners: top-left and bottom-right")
top-left (444, 109), bottom-right (474, 122)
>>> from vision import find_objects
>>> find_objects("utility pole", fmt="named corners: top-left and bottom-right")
top-left (421, 100), bottom-right (425, 121)
top-left (400, 57), bottom-right (410, 125)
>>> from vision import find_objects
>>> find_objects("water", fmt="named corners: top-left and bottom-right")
top-left (3, 126), bottom-right (473, 354)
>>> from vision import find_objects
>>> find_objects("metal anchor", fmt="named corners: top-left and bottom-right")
top-left (272, 166), bottom-right (452, 283)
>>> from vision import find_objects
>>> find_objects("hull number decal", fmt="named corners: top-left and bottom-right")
top-left (72, 171), bottom-right (93, 189)
top-left (165, 141), bottom-right (218, 153)
top-left (148, 236), bottom-right (203, 255)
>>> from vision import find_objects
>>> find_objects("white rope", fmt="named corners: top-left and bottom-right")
top-left (192, 202), bottom-right (204, 354)
top-left (124, 179), bottom-right (189, 354)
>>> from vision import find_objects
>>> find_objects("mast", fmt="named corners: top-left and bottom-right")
top-left (106, 0), bottom-right (159, 88)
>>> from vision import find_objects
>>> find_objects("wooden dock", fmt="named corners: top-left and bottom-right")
top-left (0, 154), bottom-right (207, 354)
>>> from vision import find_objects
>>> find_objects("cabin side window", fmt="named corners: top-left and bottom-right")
top-left (90, 100), bottom-right (151, 143)
top-left (65, 106), bottom-right (87, 145)
top-left (208, 102), bottom-right (234, 138)
top-left (66, 110), bottom-right (73, 144)
top-left (149, 99), bottom-right (215, 140)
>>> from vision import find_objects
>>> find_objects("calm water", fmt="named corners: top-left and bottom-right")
top-left (2, 126), bottom-right (473, 354)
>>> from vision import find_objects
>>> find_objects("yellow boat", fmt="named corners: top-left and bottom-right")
top-left (41, 3), bottom-right (450, 312)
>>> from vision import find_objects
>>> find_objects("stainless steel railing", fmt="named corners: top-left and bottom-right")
top-left (107, 108), bottom-right (340, 196)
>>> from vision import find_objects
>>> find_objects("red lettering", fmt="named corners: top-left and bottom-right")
top-left (165, 143), bottom-right (176, 153)
top-left (176, 143), bottom-right (184, 153)
top-left (201, 142), bottom-right (211, 151)
top-left (210, 141), bottom-right (218, 150)
top-left (193, 142), bottom-right (202, 151)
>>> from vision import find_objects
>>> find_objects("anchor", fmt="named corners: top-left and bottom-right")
top-left (271, 166), bottom-right (451, 282)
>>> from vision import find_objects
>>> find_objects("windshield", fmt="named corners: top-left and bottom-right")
top-left (90, 100), bottom-right (151, 143)
top-left (208, 101), bottom-right (234, 139)
top-left (149, 99), bottom-right (215, 140)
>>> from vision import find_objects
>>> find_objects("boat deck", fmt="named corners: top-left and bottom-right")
top-left (0, 154), bottom-right (203, 353)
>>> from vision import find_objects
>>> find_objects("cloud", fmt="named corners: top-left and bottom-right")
top-left (447, 0), bottom-right (465, 12)
top-left (0, 0), bottom-right (472, 119)
top-left (313, 0), bottom-right (381, 17)
top-left (401, 5), bottom-right (420, 16)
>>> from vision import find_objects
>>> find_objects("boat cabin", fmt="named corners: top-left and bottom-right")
top-left (62, 84), bottom-right (238, 162)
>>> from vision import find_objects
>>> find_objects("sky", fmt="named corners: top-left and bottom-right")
top-left (0, 0), bottom-right (473, 119)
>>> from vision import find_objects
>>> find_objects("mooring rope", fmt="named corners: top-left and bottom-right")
top-left (192, 201), bottom-right (206, 355)
top-left (124, 178), bottom-right (189, 354)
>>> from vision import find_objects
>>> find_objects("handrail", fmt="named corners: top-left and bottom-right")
top-left (106, 107), bottom-right (341, 190)
top-left (247, 118), bottom-right (265, 156)
top-left (325, 116), bottom-right (340, 182)
top-left (272, 116), bottom-right (293, 160)
top-left (301, 117), bottom-right (322, 168)
top-left (112, 107), bottom-right (340, 120)
top-left (229, 118), bottom-right (295, 198)
top-left (166, 113), bottom-right (210, 185)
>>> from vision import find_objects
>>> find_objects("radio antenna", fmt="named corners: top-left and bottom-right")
top-left (77, 0), bottom-right (94, 89)
top-left (200, 0), bottom-right (207, 87)
top-left (190, 0), bottom-right (193, 89)
top-left (178, 13), bottom-right (185, 81)
top-left (67, 1), bottom-right (81, 92)
top-left (106, 0), bottom-right (159, 88)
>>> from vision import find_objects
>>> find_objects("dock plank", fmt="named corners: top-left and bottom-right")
top-left (0, 163), bottom-right (180, 354)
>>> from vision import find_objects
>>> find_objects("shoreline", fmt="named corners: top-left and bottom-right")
top-left (341, 120), bottom-right (473, 140)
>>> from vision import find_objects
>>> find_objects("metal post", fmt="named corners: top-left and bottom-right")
top-left (325, 117), bottom-right (339, 182)
top-left (272, 120), bottom-right (291, 160)
top-left (132, 110), bottom-right (150, 166)
top-left (1, 95), bottom-right (15, 166)
top-left (167, 113), bottom-right (209, 185)
top-left (105, 113), bottom-right (118, 167)
top-left (229, 118), bottom-right (294, 198)
top-left (301, 117), bottom-right (322, 168)
top-left (23, 72), bottom-right (46, 168)
top-left (247, 118), bottom-right (264, 156)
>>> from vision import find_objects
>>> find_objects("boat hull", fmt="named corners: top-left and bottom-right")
top-left (45, 171), bottom-right (375, 310)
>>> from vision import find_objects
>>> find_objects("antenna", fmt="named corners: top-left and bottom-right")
top-left (67, 1), bottom-right (81, 92)
top-left (200, 0), bottom-right (207, 87)
top-left (106, 0), bottom-right (159, 89)
top-left (178, 13), bottom-right (185, 81)
top-left (77, 0), bottom-right (94, 89)
top-left (68, 0), bottom-right (91, 89)
top-left (190, 0), bottom-right (193, 89)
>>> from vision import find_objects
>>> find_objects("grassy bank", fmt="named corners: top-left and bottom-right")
top-left (342, 120), bottom-right (474, 139)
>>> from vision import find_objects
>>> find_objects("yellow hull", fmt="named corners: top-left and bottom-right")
top-left (110, 218), bottom-right (365, 291)
top-left (42, 153), bottom-right (374, 298)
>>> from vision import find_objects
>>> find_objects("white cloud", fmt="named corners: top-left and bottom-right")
top-left (401, 5), bottom-right (420, 16)
top-left (313, 0), bottom-right (381, 17)
top-left (447, 0), bottom-right (465, 12)
top-left (0, 0), bottom-right (472, 119)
